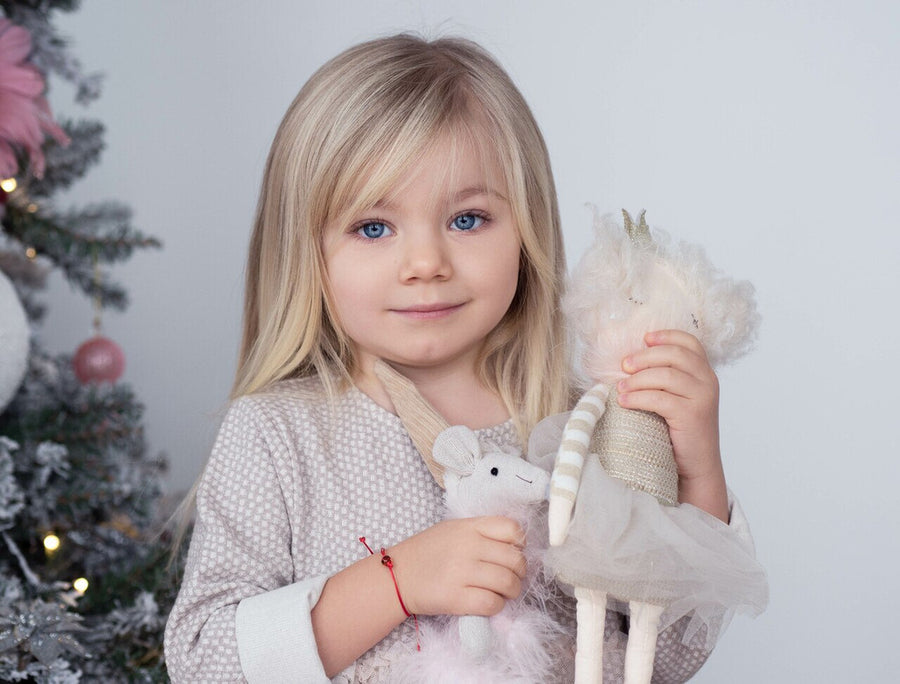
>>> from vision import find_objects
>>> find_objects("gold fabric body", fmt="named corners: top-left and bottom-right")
top-left (590, 387), bottom-right (678, 507)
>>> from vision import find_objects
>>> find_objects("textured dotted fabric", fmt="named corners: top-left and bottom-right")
top-left (164, 375), bottom-right (716, 683)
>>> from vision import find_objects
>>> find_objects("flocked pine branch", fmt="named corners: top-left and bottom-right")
top-left (1, 344), bottom-right (159, 510)
top-left (0, 0), bottom-right (81, 14)
top-left (0, 250), bottom-right (48, 322)
top-left (0, 595), bottom-right (89, 669)
top-left (2, 200), bottom-right (161, 309)
top-left (0, 343), bottom-right (168, 675)
top-left (0, 439), bottom-right (25, 532)
top-left (27, 119), bottom-right (105, 197)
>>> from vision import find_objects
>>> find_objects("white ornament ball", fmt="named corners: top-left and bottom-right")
top-left (0, 270), bottom-right (29, 412)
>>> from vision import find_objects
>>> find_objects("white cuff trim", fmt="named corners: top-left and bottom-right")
top-left (725, 487), bottom-right (757, 555)
top-left (236, 575), bottom-right (331, 683)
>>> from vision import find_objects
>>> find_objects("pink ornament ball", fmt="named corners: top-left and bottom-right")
top-left (73, 335), bottom-right (125, 384)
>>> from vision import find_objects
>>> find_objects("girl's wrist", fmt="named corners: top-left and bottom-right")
top-left (311, 545), bottom-right (412, 676)
top-left (359, 538), bottom-right (416, 620)
top-left (678, 463), bottom-right (729, 523)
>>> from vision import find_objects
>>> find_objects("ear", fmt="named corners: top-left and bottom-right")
top-left (433, 426), bottom-right (481, 477)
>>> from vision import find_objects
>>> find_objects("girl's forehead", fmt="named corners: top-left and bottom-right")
top-left (380, 131), bottom-right (506, 204)
top-left (326, 123), bottom-right (508, 231)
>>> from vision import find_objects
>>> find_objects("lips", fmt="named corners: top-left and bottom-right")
top-left (391, 302), bottom-right (465, 319)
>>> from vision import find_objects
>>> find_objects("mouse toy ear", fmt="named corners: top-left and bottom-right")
top-left (433, 425), bottom-right (481, 477)
top-left (373, 359), bottom-right (450, 488)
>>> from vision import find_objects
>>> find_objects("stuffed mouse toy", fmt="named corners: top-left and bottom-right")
top-left (375, 361), bottom-right (570, 684)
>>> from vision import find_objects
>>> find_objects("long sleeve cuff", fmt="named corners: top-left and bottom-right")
top-left (235, 574), bottom-right (331, 683)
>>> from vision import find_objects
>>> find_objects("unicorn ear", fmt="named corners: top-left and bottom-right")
top-left (433, 426), bottom-right (481, 477)
top-left (374, 359), bottom-right (450, 488)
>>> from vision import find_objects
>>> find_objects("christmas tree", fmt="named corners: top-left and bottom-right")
top-left (1, 1), bottom-right (179, 680)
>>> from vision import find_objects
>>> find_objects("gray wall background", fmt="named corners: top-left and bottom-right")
top-left (38, 1), bottom-right (898, 681)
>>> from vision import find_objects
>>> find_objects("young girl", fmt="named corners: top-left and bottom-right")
top-left (165, 34), bottom-right (755, 683)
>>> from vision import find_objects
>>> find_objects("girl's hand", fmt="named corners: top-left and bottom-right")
top-left (389, 516), bottom-right (526, 617)
top-left (311, 516), bottom-right (524, 675)
top-left (616, 329), bottom-right (729, 522)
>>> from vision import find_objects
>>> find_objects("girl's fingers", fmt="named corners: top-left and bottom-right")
top-left (472, 521), bottom-right (527, 579)
top-left (474, 516), bottom-right (526, 548)
top-left (617, 366), bottom-right (699, 400)
top-left (644, 329), bottom-right (708, 357)
top-left (483, 541), bottom-right (527, 579)
top-left (450, 554), bottom-right (524, 616)
top-left (463, 520), bottom-right (527, 604)
top-left (457, 587), bottom-right (508, 617)
top-left (623, 342), bottom-right (706, 377)
top-left (470, 559), bottom-right (523, 601)
top-left (617, 387), bottom-right (683, 418)
top-left (617, 330), bottom-right (719, 425)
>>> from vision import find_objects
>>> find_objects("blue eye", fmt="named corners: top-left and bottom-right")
top-left (451, 213), bottom-right (484, 231)
top-left (356, 222), bottom-right (392, 239)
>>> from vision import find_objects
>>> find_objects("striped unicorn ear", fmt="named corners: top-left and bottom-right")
top-left (373, 359), bottom-right (450, 488)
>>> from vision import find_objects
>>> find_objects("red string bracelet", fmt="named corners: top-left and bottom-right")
top-left (359, 536), bottom-right (420, 650)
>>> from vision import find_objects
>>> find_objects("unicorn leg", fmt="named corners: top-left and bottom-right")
top-left (623, 601), bottom-right (665, 684)
top-left (574, 586), bottom-right (607, 684)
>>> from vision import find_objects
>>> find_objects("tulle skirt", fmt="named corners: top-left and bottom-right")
top-left (530, 414), bottom-right (769, 647)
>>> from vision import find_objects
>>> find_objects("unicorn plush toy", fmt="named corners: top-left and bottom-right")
top-left (544, 210), bottom-right (768, 684)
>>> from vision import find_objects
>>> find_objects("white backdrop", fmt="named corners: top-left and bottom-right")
top-left (38, 1), bottom-right (898, 681)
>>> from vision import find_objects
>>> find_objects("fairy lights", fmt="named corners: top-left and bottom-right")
top-left (43, 533), bottom-right (61, 552)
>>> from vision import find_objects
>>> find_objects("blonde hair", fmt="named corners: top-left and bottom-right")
top-left (234, 33), bottom-right (569, 440)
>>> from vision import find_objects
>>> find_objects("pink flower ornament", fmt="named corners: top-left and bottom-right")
top-left (0, 18), bottom-right (69, 179)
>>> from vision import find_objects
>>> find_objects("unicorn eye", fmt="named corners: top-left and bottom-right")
top-left (490, 467), bottom-right (499, 476)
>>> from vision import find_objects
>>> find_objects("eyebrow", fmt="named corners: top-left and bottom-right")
top-left (453, 185), bottom-right (508, 202)
top-left (374, 185), bottom-right (508, 210)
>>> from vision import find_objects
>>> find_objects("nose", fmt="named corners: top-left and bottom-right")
top-left (399, 230), bottom-right (452, 282)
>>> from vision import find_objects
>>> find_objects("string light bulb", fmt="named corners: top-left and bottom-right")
top-left (73, 577), bottom-right (89, 594)
top-left (43, 533), bottom-right (61, 552)
top-left (25, 247), bottom-right (37, 260)
top-left (0, 178), bottom-right (16, 193)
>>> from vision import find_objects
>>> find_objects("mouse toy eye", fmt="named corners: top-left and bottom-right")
top-left (490, 467), bottom-right (499, 476)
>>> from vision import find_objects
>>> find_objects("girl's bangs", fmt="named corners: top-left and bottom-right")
top-left (325, 109), bottom-right (506, 232)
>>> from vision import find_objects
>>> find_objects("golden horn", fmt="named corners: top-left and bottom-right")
top-left (622, 208), bottom-right (652, 247)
